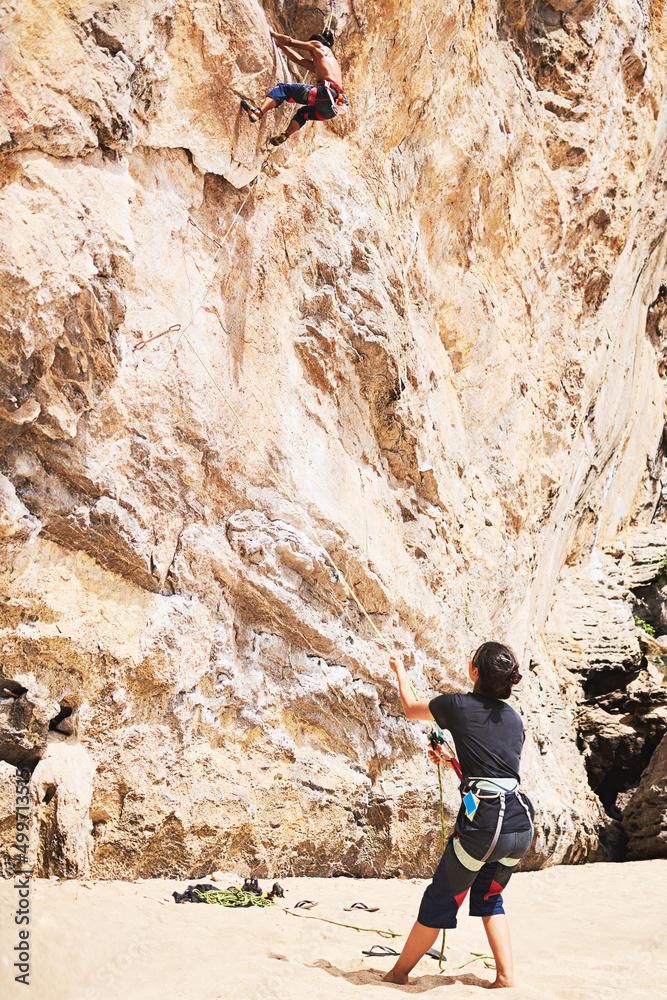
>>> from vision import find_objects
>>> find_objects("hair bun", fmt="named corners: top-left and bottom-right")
top-left (472, 641), bottom-right (521, 699)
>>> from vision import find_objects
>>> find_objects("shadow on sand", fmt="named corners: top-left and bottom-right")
top-left (309, 958), bottom-right (493, 992)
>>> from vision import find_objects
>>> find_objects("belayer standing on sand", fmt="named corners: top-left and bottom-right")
top-left (241, 29), bottom-right (348, 146)
top-left (384, 643), bottom-right (535, 989)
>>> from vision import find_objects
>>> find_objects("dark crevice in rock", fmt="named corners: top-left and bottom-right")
top-left (582, 666), bottom-right (641, 699)
top-left (631, 582), bottom-right (667, 639)
top-left (0, 673), bottom-right (49, 770)
top-left (0, 677), bottom-right (27, 699)
top-left (49, 702), bottom-right (74, 735)
top-left (42, 783), bottom-right (57, 806)
top-left (623, 732), bottom-right (667, 859)
top-left (576, 647), bottom-right (667, 860)
top-left (88, 17), bottom-right (125, 57)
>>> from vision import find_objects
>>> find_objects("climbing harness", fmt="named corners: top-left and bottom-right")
top-left (460, 778), bottom-right (534, 864)
top-left (319, 79), bottom-right (348, 116)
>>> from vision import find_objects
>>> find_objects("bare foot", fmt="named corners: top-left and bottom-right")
top-left (487, 978), bottom-right (515, 989)
top-left (382, 969), bottom-right (410, 985)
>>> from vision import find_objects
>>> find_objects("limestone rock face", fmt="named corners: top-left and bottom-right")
top-left (2, 1), bottom-right (667, 877)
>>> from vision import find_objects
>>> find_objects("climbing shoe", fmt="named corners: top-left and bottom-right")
top-left (241, 98), bottom-right (262, 124)
top-left (268, 133), bottom-right (288, 147)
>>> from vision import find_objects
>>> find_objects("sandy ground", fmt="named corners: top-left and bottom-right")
top-left (1, 860), bottom-right (665, 1000)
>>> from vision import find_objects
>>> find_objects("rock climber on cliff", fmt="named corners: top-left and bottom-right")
top-left (383, 644), bottom-right (535, 989)
top-left (241, 29), bottom-right (348, 146)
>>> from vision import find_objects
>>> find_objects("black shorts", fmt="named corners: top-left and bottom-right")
top-left (417, 827), bottom-right (533, 929)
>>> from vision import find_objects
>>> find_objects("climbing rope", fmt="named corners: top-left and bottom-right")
top-left (133, 23), bottom-right (457, 959)
top-left (323, 0), bottom-right (336, 34)
top-left (422, 13), bottom-right (436, 66)
top-left (132, 148), bottom-right (277, 358)
top-left (450, 951), bottom-right (496, 972)
top-left (180, 323), bottom-right (453, 754)
top-left (191, 888), bottom-right (400, 936)
top-left (141, 238), bottom-right (457, 966)
top-left (181, 299), bottom-right (455, 969)
top-left (194, 887), bottom-right (275, 907)
top-left (282, 907), bottom-right (400, 938)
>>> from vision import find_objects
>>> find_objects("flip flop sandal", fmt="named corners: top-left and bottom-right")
top-left (362, 944), bottom-right (400, 957)
top-left (344, 902), bottom-right (379, 912)
top-left (426, 947), bottom-right (446, 960)
top-left (294, 900), bottom-right (318, 909)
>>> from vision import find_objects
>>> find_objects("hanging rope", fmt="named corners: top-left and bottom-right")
top-left (323, 0), bottom-right (336, 34)
top-left (132, 149), bottom-right (276, 356)
top-left (133, 48), bottom-right (457, 964)
top-left (179, 316), bottom-right (454, 969)
top-left (422, 13), bottom-right (436, 66)
top-left (178, 322), bottom-right (456, 781)
top-left (140, 239), bottom-right (457, 966)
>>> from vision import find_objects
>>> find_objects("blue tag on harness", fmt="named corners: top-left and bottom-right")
top-left (463, 791), bottom-right (479, 820)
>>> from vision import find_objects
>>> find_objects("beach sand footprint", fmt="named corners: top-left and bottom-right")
top-left (310, 958), bottom-right (492, 992)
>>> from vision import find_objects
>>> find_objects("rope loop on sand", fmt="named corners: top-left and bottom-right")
top-left (282, 907), bottom-right (400, 938)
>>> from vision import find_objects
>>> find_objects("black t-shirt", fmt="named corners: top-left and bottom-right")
top-left (429, 692), bottom-right (524, 783)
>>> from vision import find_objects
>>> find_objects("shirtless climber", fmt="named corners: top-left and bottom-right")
top-left (241, 29), bottom-right (348, 146)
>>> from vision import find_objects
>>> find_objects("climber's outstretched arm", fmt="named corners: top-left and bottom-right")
top-left (389, 656), bottom-right (434, 720)
top-left (281, 45), bottom-right (315, 71)
top-left (270, 30), bottom-right (317, 55)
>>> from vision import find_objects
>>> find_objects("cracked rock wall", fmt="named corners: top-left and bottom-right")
top-left (1, 0), bottom-right (667, 877)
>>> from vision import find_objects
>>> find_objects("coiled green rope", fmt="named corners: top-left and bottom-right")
top-left (193, 888), bottom-right (276, 907)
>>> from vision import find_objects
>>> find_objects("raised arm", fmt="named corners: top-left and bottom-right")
top-left (280, 44), bottom-right (315, 71)
top-left (389, 656), bottom-right (433, 720)
top-left (270, 29), bottom-right (317, 54)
